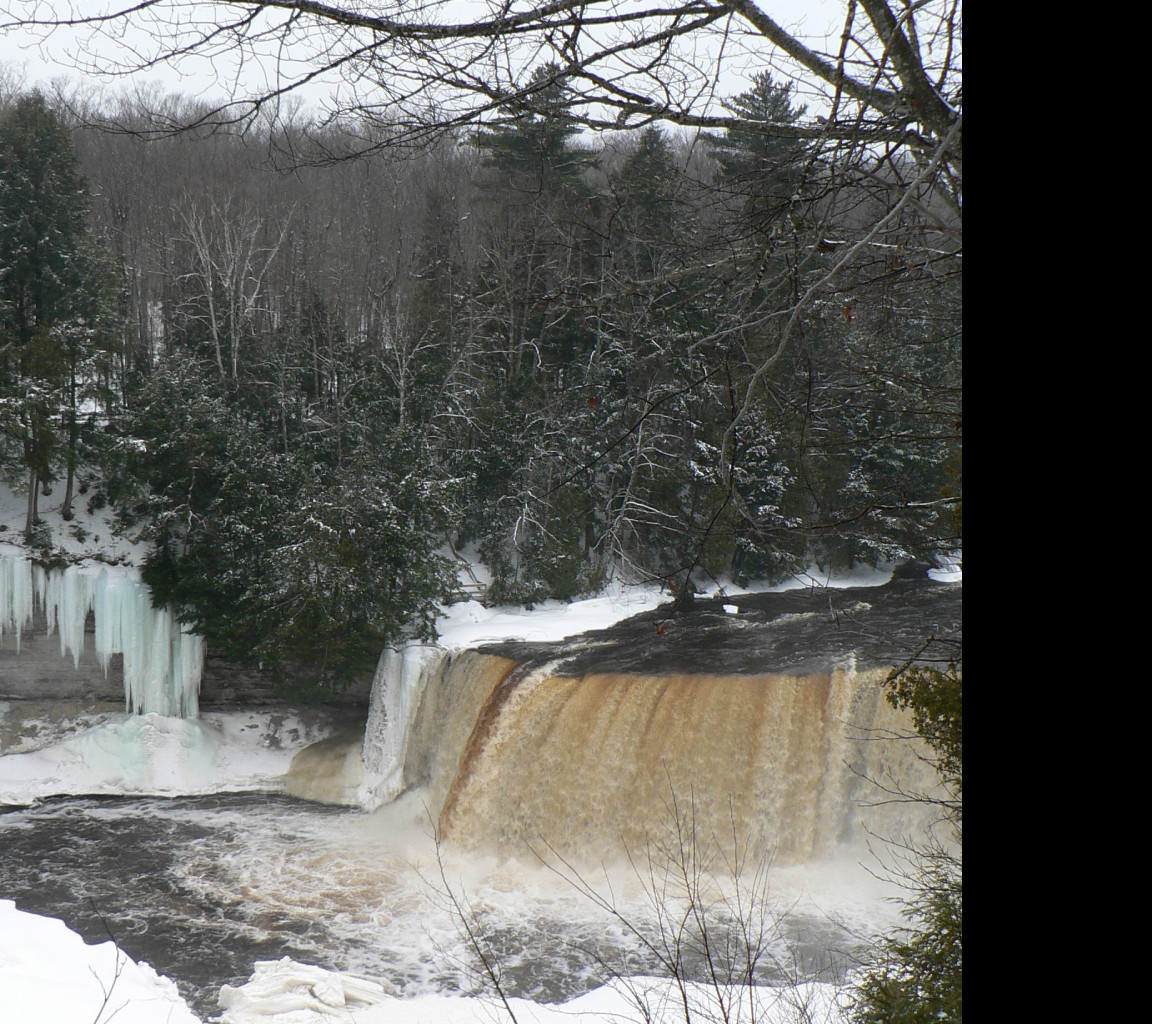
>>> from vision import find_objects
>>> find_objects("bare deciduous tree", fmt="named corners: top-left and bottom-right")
top-left (179, 196), bottom-right (290, 381)
top-left (3, 2), bottom-right (961, 158)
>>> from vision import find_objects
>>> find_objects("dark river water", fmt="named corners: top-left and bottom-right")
top-left (0, 796), bottom-right (346, 1017)
top-left (0, 792), bottom-right (886, 1020)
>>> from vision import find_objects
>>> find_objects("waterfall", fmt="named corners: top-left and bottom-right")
top-left (359, 646), bottom-right (938, 864)
top-left (0, 549), bottom-right (203, 717)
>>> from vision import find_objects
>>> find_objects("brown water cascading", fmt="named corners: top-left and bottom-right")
top-left (402, 649), bottom-right (520, 821)
top-left (431, 659), bottom-right (934, 864)
top-left (280, 646), bottom-right (939, 864)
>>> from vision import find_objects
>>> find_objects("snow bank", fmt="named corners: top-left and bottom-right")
top-left (0, 900), bottom-right (201, 1024)
top-left (0, 710), bottom-right (337, 806)
top-left (218, 957), bottom-right (395, 1018)
top-left (435, 579), bottom-right (668, 648)
top-left (0, 912), bottom-right (850, 1024)
top-left (433, 559), bottom-right (955, 652)
top-left (216, 957), bottom-right (850, 1024)
top-left (0, 481), bottom-right (143, 564)
top-left (928, 551), bottom-right (963, 582)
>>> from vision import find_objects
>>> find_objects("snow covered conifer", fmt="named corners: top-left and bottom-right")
top-left (0, 93), bottom-right (103, 530)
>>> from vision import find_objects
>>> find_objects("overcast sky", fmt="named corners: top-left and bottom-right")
top-left (0, 0), bottom-right (844, 116)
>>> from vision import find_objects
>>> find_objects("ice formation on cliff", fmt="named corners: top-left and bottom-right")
top-left (359, 642), bottom-right (447, 809)
top-left (0, 547), bottom-right (203, 716)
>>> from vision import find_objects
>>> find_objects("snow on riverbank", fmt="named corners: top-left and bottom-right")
top-left (0, 908), bottom-right (851, 1024)
top-left (216, 956), bottom-right (850, 1024)
top-left (432, 556), bottom-right (936, 650)
top-left (0, 900), bottom-right (200, 1024)
top-left (0, 709), bottom-right (345, 806)
top-left (435, 582), bottom-right (665, 647)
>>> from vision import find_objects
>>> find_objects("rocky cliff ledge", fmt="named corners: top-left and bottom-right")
top-left (2, 565), bottom-right (959, 708)
top-left (481, 565), bottom-right (961, 677)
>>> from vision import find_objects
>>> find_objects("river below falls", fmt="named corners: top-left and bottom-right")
top-left (0, 793), bottom-right (903, 1020)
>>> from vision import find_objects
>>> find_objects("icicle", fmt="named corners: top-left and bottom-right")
top-left (92, 566), bottom-right (123, 676)
top-left (0, 549), bottom-right (203, 718)
top-left (40, 561), bottom-right (100, 668)
top-left (0, 548), bottom-right (35, 652)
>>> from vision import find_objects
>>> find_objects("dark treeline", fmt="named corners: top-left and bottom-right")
top-left (0, 75), bottom-right (961, 685)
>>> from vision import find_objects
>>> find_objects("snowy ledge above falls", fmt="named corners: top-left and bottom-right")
top-left (0, 546), bottom-right (203, 717)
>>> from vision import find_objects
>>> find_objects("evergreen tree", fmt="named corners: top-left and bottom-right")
top-left (0, 93), bottom-right (104, 531)
top-left (115, 356), bottom-right (458, 688)
top-left (851, 658), bottom-right (962, 1024)
top-left (474, 63), bottom-right (595, 196)
top-left (612, 126), bottom-right (680, 279)
top-left (705, 72), bottom-right (810, 237)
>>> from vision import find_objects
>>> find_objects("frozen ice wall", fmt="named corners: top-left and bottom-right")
top-left (0, 548), bottom-right (203, 717)
top-left (358, 643), bottom-right (448, 809)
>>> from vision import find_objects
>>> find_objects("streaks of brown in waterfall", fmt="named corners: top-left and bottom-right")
top-left (436, 658), bottom-right (544, 838)
top-left (410, 651), bottom-right (518, 822)
top-left (775, 673), bottom-right (833, 854)
top-left (439, 670), bottom-right (847, 864)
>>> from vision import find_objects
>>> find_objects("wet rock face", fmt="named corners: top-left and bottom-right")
top-left (482, 571), bottom-right (962, 677)
top-left (198, 658), bottom-right (373, 707)
top-left (0, 640), bottom-right (374, 707)
top-left (0, 608), bottom-right (123, 700)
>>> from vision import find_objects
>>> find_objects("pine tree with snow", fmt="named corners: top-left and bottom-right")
top-left (0, 92), bottom-right (107, 531)
top-left (704, 72), bottom-right (811, 240)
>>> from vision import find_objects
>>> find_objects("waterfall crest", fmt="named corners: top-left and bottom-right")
top-left (361, 647), bottom-right (937, 864)
top-left (359, 646), bottom-right (517, 813)
top-left (0, 549), bottom-right (203, 717)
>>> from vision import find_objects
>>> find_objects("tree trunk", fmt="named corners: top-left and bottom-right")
top-left (61, 368), bottom-right (77, 521)
top-left (62, 447), bottom-right (75, 520)
top-left (24, 468), bottom-right (37, 537)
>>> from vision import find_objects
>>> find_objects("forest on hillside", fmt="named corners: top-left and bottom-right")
top-left (0, 63), bottom-right (960, 684)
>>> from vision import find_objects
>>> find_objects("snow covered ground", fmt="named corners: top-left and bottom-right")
top-left (213, 957), bottom-right (852, 1024)
top-left (0, 900), bottom-right (200, 1024)
top-left (431, 552), bottom-right (962, 649)
top-left (435, 578), bottom-right (668, 647)
top-left (0, 477), bottom-right (142, 564)
top-left (0, 709), bottom-right (344, 806)
top-left (0, 900), bottom-right (853, 1024)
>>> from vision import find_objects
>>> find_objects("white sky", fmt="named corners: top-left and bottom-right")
top-left (0, 1), bottom-right (846, 117)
